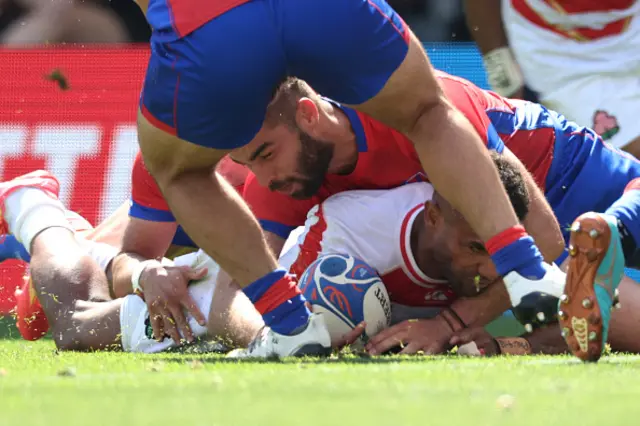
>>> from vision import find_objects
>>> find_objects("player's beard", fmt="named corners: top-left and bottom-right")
top-left (269, 131), bottom-right (334, 200)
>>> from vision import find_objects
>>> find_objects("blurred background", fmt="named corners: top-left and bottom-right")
top-left (0, 0), bottom-right (470, 44)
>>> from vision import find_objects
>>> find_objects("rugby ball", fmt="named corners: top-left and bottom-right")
top-left (298, 253), bottom-right (392, 349)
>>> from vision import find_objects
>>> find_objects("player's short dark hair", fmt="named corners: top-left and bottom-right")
top-left (265, 77), bottom-right (319, 129)
top-left (490, 151), bottom-right (529, 222)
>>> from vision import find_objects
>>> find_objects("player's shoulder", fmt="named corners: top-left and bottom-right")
top-left (318, 182), bottom-right (434, 228)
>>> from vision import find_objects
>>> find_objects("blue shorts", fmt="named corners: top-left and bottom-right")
top-left (544, 114), bottom-right (640, 263)
top-left (140, 0), bottom-right (410, 150)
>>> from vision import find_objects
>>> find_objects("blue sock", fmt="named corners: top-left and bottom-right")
top-left (490, 236), bottom-right (546, 279)
top-left (0, 235), bottom-right (30, 263)
top-left (243, 268), bottom-right (311, 335)
top-left (605, 188), bottom-right (640, 264)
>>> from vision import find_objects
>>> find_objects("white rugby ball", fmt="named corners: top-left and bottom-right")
top-left (298, 253), bottom-right (392, 349)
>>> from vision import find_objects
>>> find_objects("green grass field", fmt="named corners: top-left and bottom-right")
top-left (1, 308), bottom-right (640, 426)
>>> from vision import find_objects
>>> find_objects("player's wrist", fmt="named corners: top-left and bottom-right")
top-left (486, 226), bottom-right (546, 279)
top-left (439, 307), bottom-right (467, 333)
top-left (494, 337), bottom-right (532, 355)
top-left (131, 259), bottom-right (163, 296)
top-left (483, 46), bottom-right (524, 97)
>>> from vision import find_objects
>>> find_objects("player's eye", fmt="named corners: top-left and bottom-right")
top-left (260, 152), bottom-right (273, 160)
top-left (468, 242), bottom-right (486, 254)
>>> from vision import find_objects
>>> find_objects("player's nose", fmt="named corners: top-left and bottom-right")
top-left (251, 164), bottom-right (274, 188)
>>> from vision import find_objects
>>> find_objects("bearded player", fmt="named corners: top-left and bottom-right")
top-left (240, 73), bottom-right (640, 358)
top-left (135, 0), bottom-right (560, 360)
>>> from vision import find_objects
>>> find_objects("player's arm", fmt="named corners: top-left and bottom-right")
top-left (463, 0), bottom-right (524, 98)
top-left (110, 217), bottom-right (177, 297)
top-left (500, 148), bottom-right (565, 262)
top-left (452, 323), bottom-right (568, 355)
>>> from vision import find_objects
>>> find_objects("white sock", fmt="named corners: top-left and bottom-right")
top-left (4, 188), bottom-right (72, 253)
top-left (119, 273), bottom-right (216, 353)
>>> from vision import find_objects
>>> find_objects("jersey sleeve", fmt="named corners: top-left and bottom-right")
top-left (242, 172), bottom-right (318, 240)
top-left (129, 152), bottom-right (175, 222)
top-left (438, 74), bottom-right (505, 154)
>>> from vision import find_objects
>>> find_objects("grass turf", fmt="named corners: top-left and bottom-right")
top-left (1, 336), bottom-right (640, 426)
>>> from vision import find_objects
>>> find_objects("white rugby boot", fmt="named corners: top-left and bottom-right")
top-left (227, 312), bottom-right (332, 359)
top-left (503, 262), bottom-right (567, 307)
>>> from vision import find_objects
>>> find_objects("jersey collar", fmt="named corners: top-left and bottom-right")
top-left (322, 97), bottom-right (368, 152)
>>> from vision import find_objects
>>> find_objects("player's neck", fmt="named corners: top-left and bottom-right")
top-left (410, 215), bottom-right (446, 279)
top-left (320, 100), bottom-right (359, 174)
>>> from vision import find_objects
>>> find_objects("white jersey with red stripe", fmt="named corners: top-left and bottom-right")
top-left (502, 0), bottom-right (640, 148)
top-left (278, 183), bottom-right (457, 321)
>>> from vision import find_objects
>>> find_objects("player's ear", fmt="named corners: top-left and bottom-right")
top-left (296, 97), bottom-right (320, 132)
top-left (424, 200), bottom-right (441, 227)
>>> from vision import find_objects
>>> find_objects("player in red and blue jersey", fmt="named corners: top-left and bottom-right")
top-left (239, 72), bottom-right (640, 359)
top-left (136, 0), bottom-right (559, 358)
top-left (127, 152), bottom-right (248, 258)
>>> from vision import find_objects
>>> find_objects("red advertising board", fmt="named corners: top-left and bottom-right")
top-left (0, 46), bottom-right (150, 314)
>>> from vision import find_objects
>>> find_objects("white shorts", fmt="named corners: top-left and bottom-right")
top-left (502, 0), bottom-right (640, 149)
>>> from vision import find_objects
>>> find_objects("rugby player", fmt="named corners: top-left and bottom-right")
top-left (241, 73), bottom-right (640, 356)
top-left (278, 152), bottom-right (547, 354)
top-left (5, 157), bottom-right (252, 346)
top-left (0, 171), bottom-right (362, 353)
top-left (136, 0), bottom-right (559, 359)
top-left (465, 0), bottom-right (640, 157)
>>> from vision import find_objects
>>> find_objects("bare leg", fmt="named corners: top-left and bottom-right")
top-left (207, 270), bottom-right (263, 348)
top-left (28, 228), bottom-right (122, 350)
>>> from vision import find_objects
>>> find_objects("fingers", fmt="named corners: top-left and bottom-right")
top-left (178, 265), bottom-right (208, 281)
top-left (182, 294), bottom-right (207, 327)
top-left (365, 322), bottom-right (407, 355)
top-left (366, 330), bottom-right (407, 355)
top-left (169, 304), bottom-right (193, 343)
top-left (149, 308), bottom-right (165, 342)
top-left (449, 328), bottom-right (481, 346)
top-left (187, 267), bottom-right (208, 280)
top-left (333, 321), bottom-right (366, 349)
top-left (398, 341), bottom-right (423, 355)
top-left (161, 306), bottom-right (183, 344)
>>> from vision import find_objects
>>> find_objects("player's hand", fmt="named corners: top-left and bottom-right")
top-left (332, 321), bottom-right (367, 350)
top-left (365, 316), bottom-right (454, 355)
top-left (449, 327), bottom-right (500, 356)
top-left (140, 263), bottom-right (208, 344)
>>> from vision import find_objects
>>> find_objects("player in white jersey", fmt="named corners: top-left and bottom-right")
top-left (280, 152), bottom-right (547, 355)
top-left (282, 152), bottom-right (640, 356)
top-left (465, 0), bottom-right (640, 156)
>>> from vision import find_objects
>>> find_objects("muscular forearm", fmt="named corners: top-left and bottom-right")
top-left (464, 0), bottom-right (509, 54)
top-left (449, 280), bottom-right (511, 327)
top-left (161, 170), bottom-right (277, 286)
top-left (413, 101), bottom-right (519, 240)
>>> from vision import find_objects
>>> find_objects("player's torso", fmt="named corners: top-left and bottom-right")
top-left (282, 183), bottom-right (457, 309)
top-left (508, 0), bottom-right (639, 40)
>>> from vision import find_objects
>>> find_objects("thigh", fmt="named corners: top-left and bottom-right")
top-left (282, 0), bottom-right (447, 135)
top-left (140, 0), bottom-right (287, 150)
top-left (282, 0), bottom-right (410, 106)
